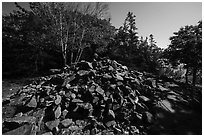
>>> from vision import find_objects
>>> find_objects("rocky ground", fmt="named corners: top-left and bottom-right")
top-left (2, 59), bottom-right (202, 135)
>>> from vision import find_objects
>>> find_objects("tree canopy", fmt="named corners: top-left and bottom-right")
top-left (2, 2), bottom-right (115, 76)
top-left (109, 12), bottom-right (162, 73)
top-left (2, 3), bottom-right (202, 86)
top-left (164, 21), bottom-right (202, 85)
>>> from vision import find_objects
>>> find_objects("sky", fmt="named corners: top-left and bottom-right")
top-left (109, 2), bottom-right (202, 48)
top-left (2, 2), bottom-right (202, 48)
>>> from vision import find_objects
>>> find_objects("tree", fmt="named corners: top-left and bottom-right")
top-left (2, 2), bottom-right (115, 76)
top-left (113, 12), bottom-right (139, 60)
top-left (78, 2), bottom-right (110, 20)
top-left (109, 12), bottom-right (162, 73)
top-left (137, 34), bottom-right (162, 72)
top-left (164, 21), bottom-right (202, 85)
top-left (149, 34), bottom-right (156, 47)
top-left (2, 2), bottom-right (47, 74)
top-left (30, 2), bottom-right (114, 66)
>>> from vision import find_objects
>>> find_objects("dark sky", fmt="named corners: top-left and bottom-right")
top-left (2, 2), bottom-right (202, 48)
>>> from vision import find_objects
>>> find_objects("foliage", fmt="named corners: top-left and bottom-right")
top-left (137, 35), bottom-right (163, 72)
top-left (2, 2), bottom-right (115, 77)
top-left (108, 12), bottom-right (162, 73)
top-left (2, 2), bottom-right (63, 76)
top-left (112, 12), bottom-right (139, 60)
top-left (27, 2), bottom-right (115, 66)
top-left (164, 21), bottom-right (202, 85)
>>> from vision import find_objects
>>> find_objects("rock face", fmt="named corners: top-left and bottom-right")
top-left (2, 58), bottom-right (163, 135)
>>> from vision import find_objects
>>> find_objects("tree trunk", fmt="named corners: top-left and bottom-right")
top-left (61, 40), bottom-right (66, 67)
top-left (76, 48), bottom-right (84, 63)
top-left (185, 66), bottom-right (189, 84)
top-left (71, 30), bottom-right (76, 65)
top-left (74, 29), bottom-right (85, 63)
top-left (60, 12), bottom-right (69, 67)
top-left (75, 48), bottom-right (81, 63)
top-left (61, 40), bottom-right (67, 67)
top-left (192, 67), bottom-right (197, 86)
top-left (61, 36), bottom-right (68, 67)
top-left (63, 53), bottom-right (67, 67)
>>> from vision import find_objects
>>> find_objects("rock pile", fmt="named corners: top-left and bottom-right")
top-left (3, 58), bottom-right (158, 135)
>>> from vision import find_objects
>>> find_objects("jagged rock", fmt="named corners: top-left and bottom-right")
top-left (142, 111), bottom-right (154, 124)
top-left (45, 119), bottom-right (60, 131)
top-left (61, 119), bottom-right (73, 127)
top-left (26, 96), bottom-right (37, 108)
top-left (158, 85), bottom-right (169, 92)
top-left (139, 96), bottom-right (151, 102)
top-left (4, 115), bottom-right (36, 124)
top-left (55, 95), bottom-right (62, 105)
top-left (2, 58), bottom-right (160, 135)
top-left (62, 109), bottom-right (68, 119)
top-left (159, 100), bottom-right (175, 113)
top-left (68, 125), bottom-right (79, 131)
top-left (3, 124), bottom-right (33, 135)
top-left (42, 132), bottom-right (53, 135)
top-left (54, 106), bottom-right (61, 119)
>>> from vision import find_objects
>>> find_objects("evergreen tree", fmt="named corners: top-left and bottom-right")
top-left (164, 21), bottom-right (202, 85)
top-left (114, 12), bottom-right (139, 60)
